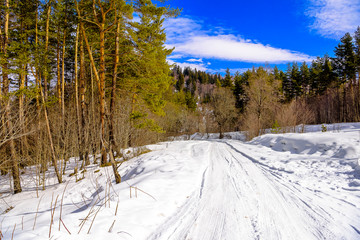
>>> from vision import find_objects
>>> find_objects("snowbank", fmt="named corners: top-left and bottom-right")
top-left (251, 123), bottom-right (360, 159)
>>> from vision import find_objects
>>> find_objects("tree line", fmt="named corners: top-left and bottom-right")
top-left (171, 27), bottom-right (360, 138)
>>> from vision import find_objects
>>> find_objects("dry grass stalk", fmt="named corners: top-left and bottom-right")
top-left (87, 205), bottom-right (102, 234)
top-left (60, 219), bottom-right (71, 235)
top-left (33, 194), bottom-right (44, 230)
top-left (115, 198), bottom-right (119, 216)
top-left (11, 223), bottom-right (16, 240)
top-left (108, 220), bottom-right (116, 233)
top-left (78, 198), bottom-right (99, 234)
top-left (59, 180), bottom-right (70, 231)
top-left (49, 194), bottom-right (59, 238)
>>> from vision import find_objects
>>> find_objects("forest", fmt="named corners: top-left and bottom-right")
top-left (0, 0), bottom-right (360, 194)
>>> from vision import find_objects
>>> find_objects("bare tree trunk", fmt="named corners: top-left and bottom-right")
top-left (61, 31), bottom-right (66, 120)
top-left (343, 85), bottom-right (347, 122)
top-left (78, 25), bottom-right (89, 166)
top-left (109, 20), bottom-right (120, 152)
top-left (99, 22), bottom-right (107, 165)
top-left (19, 64), bottom-right (29, 155)
top-left (1, 0), bottom-right (9, 98)
top-left (107, 16), bottom-right (122, 184)
top-left (44, 1), bottom-right (52, 100)
top-left (57, 27), bottom-right (61, 111)
top-left (128, 92), bottom-right (137, 147)
top-left (7, 112), bottom-right (22, 194)
top-left (219, 125), bottom-right (223, 139)
top-left (74, 25), bottom-right (82, 164)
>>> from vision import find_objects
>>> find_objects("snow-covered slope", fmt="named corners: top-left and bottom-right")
top-left (1, 124), bottom-right (360, 239)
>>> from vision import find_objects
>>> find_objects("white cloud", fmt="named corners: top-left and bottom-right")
top-left (167, 59), bottom-right (208, 71)
top-left (167, 54), bottom-right (184, 59)
top-left (187, 58), bottom-right (203, 63)
top-left (306, 0), bottom-right (360, 39)
top-left (173, 35), bottom-right (313, 63)
top-left (165, 17), bottom-right (314, 64)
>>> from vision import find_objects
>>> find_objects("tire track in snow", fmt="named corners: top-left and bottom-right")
top-left (148, 140), bottom-right (359, 240)
top-left (224, 141), bottom-right (354, 240)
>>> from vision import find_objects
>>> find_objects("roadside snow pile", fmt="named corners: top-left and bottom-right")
top-left (251, 124), bottom-right (360, 159)
top-left (301, 122), bottom-right (360, 133)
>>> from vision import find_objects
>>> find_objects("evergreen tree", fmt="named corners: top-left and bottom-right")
top-left (233, 71), bottom-right (246, 111)
top-left (273, 66), bottom-right (281, 80)
top-left (222, 68), bottom-right (233, 88)
top-left (354, 27), bottom-right (360, 79)
top-left (300, 62), bottom-right (310, 95)
top-left (334, 32), bottom-right (356, 83)
top-left (175, 71), bottom-right (185, 91)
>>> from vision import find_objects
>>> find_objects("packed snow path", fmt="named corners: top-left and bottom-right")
top-left (1, 126), bottom-right (360, 240)
top-left (148, 140), bottom-right (360, 240)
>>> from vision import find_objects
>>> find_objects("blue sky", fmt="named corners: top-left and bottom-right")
top-left (162, 0), bottom-right (360, 74)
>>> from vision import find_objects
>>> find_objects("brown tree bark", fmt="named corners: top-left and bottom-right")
top-left (99, 23), bottom-right (107, 165)
top-left (43, 1), bottom-right (52, 100)
top-left (2, 0), bottom-right (22, 193)
top-left (57, 27), bottom-right (61, 111)
top-left (109, 20), bottom-right (120, 152)
top-left (61, 31), bottom-right (66, 119)
top-left (77, 24), bottom-right (89, 166)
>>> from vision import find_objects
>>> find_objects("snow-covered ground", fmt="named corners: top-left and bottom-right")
top-left (1, 123), bottom-right (360, 239)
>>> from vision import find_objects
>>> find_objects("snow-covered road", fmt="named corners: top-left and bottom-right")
top-left (1, 124), bottom-right (360, 239)
top-left (148, 140), bottom-right (360, 240)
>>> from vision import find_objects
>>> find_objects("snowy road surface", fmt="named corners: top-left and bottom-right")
top-left (1, 125), bottom-right (360, 239)
top-left (148, 140), bottom-right (360, 240)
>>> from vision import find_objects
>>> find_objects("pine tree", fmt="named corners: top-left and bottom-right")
top-left (335, 32), bottom-right (356, 83)
top-left (300, 62), bottom-right (310, 95)
top-left (354, 27), bottom-right (360, 81)
top-left (222, 68), bottom-right (233, 88)
top-left (233, 71), bottom-right (246, 111)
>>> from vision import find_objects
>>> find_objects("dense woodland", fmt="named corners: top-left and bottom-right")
top-left (0, 0), bottom-right (359, 194)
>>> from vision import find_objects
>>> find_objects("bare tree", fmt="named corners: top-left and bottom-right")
top-left (243, 67), bottom-right (279, 139)
top-left (210, 88), bottom-right (237, 139)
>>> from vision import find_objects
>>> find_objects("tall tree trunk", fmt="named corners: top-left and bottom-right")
top-left (2, 0), bottom-right (22, 193)
top-left (109, 20), bottom-right (120, 152)
top-left (7, 112), bottom-right (22, 194)
top-left (57, 27), bottom-right (61, 111)
top-left (99, 23), bottom-right (107, 165)
top-left (74, 25), bottom-right (81, 161)
top-left (343, 85), bottom-right (347, 122)
top-left (1, 0), bottom-right (9, 98)
top-left (61, 31), bottom-right (66, 120)
top-left (19, 64), bottom-right (28, 155)
top-left (77, 25), bottom-right (89, 166)
top-left (80, 22), bottom-right (103, 164)
top-left (128, 93), bottom-right (137, 148)
top-left (44, 1), bottom-right (51, 100)
top-left (108, 17), bottom-right (121, 184)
